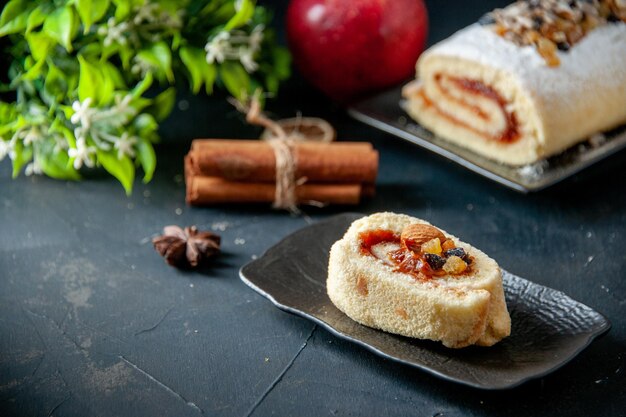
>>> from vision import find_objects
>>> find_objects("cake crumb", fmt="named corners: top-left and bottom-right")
top-left (588, 133), bottom-right (607, 148)
top-left (211, 221), bottom-right (230, 231)
top-left (517, 160), bottom-right (548, 180)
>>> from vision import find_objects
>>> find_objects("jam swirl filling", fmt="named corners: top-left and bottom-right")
top-left (417, 74), bottom-right (520, 144)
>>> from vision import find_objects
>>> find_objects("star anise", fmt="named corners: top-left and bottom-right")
top-left (153, 225), bottom-right (221, 268)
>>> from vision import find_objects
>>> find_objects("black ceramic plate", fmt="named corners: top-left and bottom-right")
top-left (239, 213), bottom-right (611, 389)
top-left (348, 86), bottom-right (626, 193)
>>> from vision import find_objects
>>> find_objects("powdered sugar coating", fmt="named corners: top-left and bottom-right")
top-left (423, 23), bottom-right (626, 98)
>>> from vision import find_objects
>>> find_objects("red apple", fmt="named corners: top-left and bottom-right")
top-left (286, 0), bottom-right (428, 103)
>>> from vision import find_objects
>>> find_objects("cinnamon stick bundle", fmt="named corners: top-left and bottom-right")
top-left (186, 175), bottom-right (375, 205)
top-left (185, 139), bottom-right (378, 207)
top-left (188, 139), bottom-right (378, 183)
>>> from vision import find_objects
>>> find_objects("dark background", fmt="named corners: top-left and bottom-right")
top-left (2, 1), bottom-right (625, 416)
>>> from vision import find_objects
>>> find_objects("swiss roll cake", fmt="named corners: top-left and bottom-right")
top-left (403, 0), bottom-right (626, 165)
top-left (327, 213), bottom-right (511, 348)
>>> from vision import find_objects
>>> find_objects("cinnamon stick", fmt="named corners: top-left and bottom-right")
top-left (186, 176), bottom-right (371, 206)
top-left (188, 139), bottom-right (378, 183)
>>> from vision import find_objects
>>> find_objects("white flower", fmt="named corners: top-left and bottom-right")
top-left (71, 98), bottom-right (96, 130)
top-left (205, 31), bottom-right (231, 64)
top-left (111, 94), bottom-right (135, 125)
top-left (239, 47), bottom-right (258, 73)
top-left (133, 2), bottom-right (159, 25)
top-left (131, 56), bottom-right (153, 77)
top-left (113, 132), bottom-right (137, 159)
top-left (25, 160), bottom-right (42, 176)
top-left (114, 94), bottom-right (132, 112)
top-left (15, 127), bottom-right (43, 146)
top-left (74, 126), bottom-right (87, 144)
top-left (0, 139), bottom-right (10, 161)
top-left (68, 138), bottom-right (96, 170)
top-left (249, 25), bottom-right (264, 51)
top-left (53, 136), bottom-right (68, 154)
top-left (22, 126), bottom-right (43, 146)
top-left (98, 17), bottom-right (129, 47)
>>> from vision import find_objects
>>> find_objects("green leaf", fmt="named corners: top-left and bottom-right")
top-left (130, 71), bottom-right (153, 98)
top-left (136, 137), bottom-right (156, 183)
top-left (0, 0), bottom-right (31, 36)
top-left (102, 62), bottom-right (126, 89)
top-left (225, 0), bottom-right (255, 30)
top-left (100, 68), bottom-right (114, 105)
top-left (265, 74), bottom-right (278, 95)
top-left (0, 0), bottom-right (27, 26)
top-left (0, 101), bottom-right (16, 125)
top-left (137, 42), bottom-right (174, 83)
top-left (131, 97), bottom-right (152, 114)
top-left (151, 41), bottom-right (174, 83)
top-left (0, 10), bottom-right (28, 36)
top-left (26, 5), bottom-right (47, 33)
top-left (97, 149), bottom-right (135, 195)
top-left (172, 32), bottom-right (182, 51)
top-left (111, 0), bottom-right (141, 21)
top-left (59, 104), bottom-right (75, 121)
top-left (36, 142), bottom-right (80, 180)
top-left (19, 56), bottom-right (46, 81)
top-left (195, 0), bottom-right (220, 18)
top-left (119, 45), bottom-right (133, 69)
top-left (26, 31), bottom-right (54, 61)
top-left (51, 118), bottom-right (76, 148)
top-left (219, 61), bottom-right (250, 100)
top-left (76, 0), bottom-right (110, 31)
top-left (272, 46), bottom-right (291, 80)
top-left (133, 113), bottom-right (159, 136)
top-left (179, 46), bottom-right (205, 94)
top-left (77, 55), bottom-right (100, 102)
top-left (203, 63), bottom-right (217, 95)
top-left (11, 141), bottom-right (33, 178)
top-left (147, 88), bottom-right (176, 122)
top-left (77, 55), bottom-right (113, 105)
top-left (43, 7), bottom-right (77, 52)
top-left (180, 46), bottom-right (217, 95)
top-left (40, 153), bottom-right (80, 180)
top-left (44, 61), bottom-right (68, 101)
top-left (79, 41), bottom-right (103, 58)
top-left (212, 3), bottom-right (237, 25)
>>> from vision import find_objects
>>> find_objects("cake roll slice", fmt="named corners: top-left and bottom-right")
top-left (327, 212), bottom-right (511, 348)
top-left (403, 0), bottom-right (626, 165)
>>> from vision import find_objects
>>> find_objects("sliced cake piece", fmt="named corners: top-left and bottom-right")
top-left (327, 212), bottom-right (511, 348)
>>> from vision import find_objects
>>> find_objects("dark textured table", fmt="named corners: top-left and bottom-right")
top-left (2, 1), bottom-right (625, 416)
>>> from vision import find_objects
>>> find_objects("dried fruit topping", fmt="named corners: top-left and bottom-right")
top-left (443, 256), bottom-right (469, 274)
top-left (424, 253), bottom-right (446, 270)
top-left (481, 0), bottom-right (626, 66)
top-left (444, 247), bottom-right (467, 260)
top-left (441, 239), bottom-right (456, 252)
top-left (401, 223), bottom-right (446, 253)
top-left (421, 238), bottom-right (443, 255)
